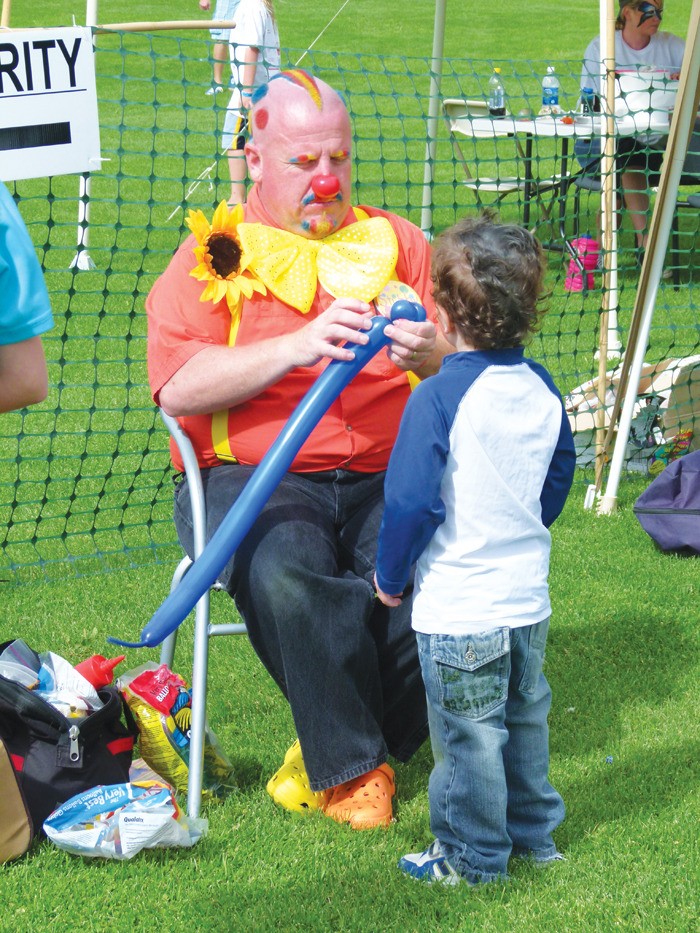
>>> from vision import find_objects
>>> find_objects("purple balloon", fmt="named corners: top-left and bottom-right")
top-left (110, 300), bottom-right (427, 649)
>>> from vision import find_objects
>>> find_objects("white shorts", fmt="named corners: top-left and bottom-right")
top-left (210, 0), bottom-right (239, 41)
top-left (222, 110), bottom-right (248, 152)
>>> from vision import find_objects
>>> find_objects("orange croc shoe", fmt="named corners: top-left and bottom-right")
top-left (266, 740), bottom-right (330, 813)
top-left (324, 763), bottom-right (395, 830)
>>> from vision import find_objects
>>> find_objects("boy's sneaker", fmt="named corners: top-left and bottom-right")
top-left (205, 84), bottom-right (224, 96)
top-left (398, 840), bottom-right (461, 885)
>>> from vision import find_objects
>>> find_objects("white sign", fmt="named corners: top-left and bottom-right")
top-left (0, 27), bottom-right (101, 182)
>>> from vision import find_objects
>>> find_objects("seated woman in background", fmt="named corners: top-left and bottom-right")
top-left (576, 0), bottom-right (685, 259)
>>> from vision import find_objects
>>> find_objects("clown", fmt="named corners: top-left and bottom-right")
top-left (147, 71), bottom-right (449, 830)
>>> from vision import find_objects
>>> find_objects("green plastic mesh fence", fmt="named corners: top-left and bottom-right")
top-left (2, 30), bottom-right (699, 582)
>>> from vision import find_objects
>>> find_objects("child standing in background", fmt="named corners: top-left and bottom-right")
top-left (200, 0), bottom-right (241, 95)
top-left (374, 215), bottom-right (575, 885)
top-left (221, 0), bottom-right (280, 204)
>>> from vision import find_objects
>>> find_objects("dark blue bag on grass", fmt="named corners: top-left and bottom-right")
top-left (633, 450), bottom-right (700, 554)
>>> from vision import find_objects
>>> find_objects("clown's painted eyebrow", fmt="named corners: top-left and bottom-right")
top-left (288, 149), bottom-right (349, 166)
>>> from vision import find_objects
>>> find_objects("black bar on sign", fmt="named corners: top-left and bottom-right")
top-left (0, 122), bottom-right (71, 152)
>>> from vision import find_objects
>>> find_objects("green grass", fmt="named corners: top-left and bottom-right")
top-left (2, 2), bottom-right (699, 928)
top-left (2, 0), bottom-right (698, 578)
top-left (2, 485), bottom-right (699, 932)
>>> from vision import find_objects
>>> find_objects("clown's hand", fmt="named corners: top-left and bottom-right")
top-left (288, 297), bottom-right (374, 368)
top-left (383, 316), bottom-right (437, 373)
top-left (374, 572), bottom-right (402, 608)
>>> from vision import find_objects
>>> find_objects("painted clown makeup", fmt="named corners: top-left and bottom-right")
top-left (246, 72), bottom-right (353, 238)
top-left (273, 69), bottom-right (323, 109)
top-left (289, 149), bottom-right (350, 166)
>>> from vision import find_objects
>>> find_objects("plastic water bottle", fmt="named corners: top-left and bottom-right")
top-left (542, 66), bottom-right (560, 110)
top-left (578, 86), bottom-right (596, 115)
top-left (488, 68), bottom-right (506, 117)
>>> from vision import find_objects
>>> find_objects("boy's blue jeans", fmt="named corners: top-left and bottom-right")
top-left (174, 463), bottom-right (428, 791)
top-left (416, 618), bottom-right (564, 885)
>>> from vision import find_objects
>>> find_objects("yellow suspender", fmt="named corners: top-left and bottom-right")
top-left (210, 207), bottom-right (420, 461)
top-left (211, 306), bottom-right (243, 462)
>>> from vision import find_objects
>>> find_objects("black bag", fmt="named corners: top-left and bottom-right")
top-left (0, 673), bottom-right (137, 840)
top-left (633, 449), bottom-right (700, 554)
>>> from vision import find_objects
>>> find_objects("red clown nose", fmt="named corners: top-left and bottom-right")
top-left (311, 174), bottom-right (340, 200)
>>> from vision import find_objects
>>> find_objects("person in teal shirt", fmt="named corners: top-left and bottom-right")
top-left (0, 182), bottom-right (54, 412)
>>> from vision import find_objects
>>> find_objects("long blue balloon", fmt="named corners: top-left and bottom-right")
top-left (109, 300), bottom-right (426, 649)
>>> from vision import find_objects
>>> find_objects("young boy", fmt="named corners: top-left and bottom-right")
top-left (374, 215), bottom-right (576, 885)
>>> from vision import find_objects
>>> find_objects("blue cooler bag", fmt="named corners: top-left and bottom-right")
top-left (633, 449), bottom-right (700, 553)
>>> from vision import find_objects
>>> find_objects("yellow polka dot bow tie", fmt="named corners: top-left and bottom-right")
top-left (237, 216), bottom-right (399, 314)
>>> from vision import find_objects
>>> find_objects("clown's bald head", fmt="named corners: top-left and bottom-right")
top-left (245, 71), bottom-right (353, 238)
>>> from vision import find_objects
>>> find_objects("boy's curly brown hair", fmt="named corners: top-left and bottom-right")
top-left (430, 214), bottom-right (547, 350)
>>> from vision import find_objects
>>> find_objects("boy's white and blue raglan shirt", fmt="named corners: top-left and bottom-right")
top-left (375, 348), bottom-right (575, 636)
top-left (0, 183), bottom-right (53, 347)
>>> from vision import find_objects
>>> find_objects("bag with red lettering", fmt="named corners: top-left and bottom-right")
top-left (119, 662), bottom-right (234, 802)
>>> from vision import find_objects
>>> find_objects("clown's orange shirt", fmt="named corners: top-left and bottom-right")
top-left (146, 191), bottom-right (436, 473)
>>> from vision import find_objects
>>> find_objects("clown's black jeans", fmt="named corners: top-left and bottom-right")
top-left (174, 464), bottom-right (428, 790)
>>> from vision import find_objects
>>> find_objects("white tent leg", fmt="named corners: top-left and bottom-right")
top-left (420, 0), bottom-right (446, 239)
top-left (70, 0), bottom-right (99, 271)
top-left (599, 9), bottom-right (700, 514)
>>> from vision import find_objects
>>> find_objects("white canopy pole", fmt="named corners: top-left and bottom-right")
top-left (598, 5), bottom-right (700, 514)
top-left (420, 0), bottom-right (447, 238)
top-left (598, 0), bottom-right (622, 360)
top-left (70, 0), bottom-right (100, 271)
top-left (594, 0), bottom-right (618, 487)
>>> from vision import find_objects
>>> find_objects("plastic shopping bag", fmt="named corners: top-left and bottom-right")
top-left (43, 762), bottom-right (206, 859)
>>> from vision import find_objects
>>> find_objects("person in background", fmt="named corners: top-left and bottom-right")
top-left (221, 0), bottom-right (280, 204)
top-left (148, 71), bottom-right (449, 830)
top-left (375, 215), bottom-right (575, 884)
top-left (577, 0), bottom-right (685, 259)
top-left (200, 0), bottom-right (241, 95)
top-left (0, 183), bottom-right (54, 413)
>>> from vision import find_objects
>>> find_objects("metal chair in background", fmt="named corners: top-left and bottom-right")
top-left (441, 97), bottom-right (567, 230)
top-left (158, 409), bottom-right (246, 819)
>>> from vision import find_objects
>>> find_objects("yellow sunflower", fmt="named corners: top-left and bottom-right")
top-left (186, 200), bottom-right (266, 312)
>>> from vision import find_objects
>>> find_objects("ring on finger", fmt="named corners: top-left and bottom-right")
top-left (411, 351), bottom-right (418, 362)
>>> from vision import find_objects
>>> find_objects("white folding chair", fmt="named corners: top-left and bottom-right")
top-left (442, 97), bottom-right (566, 228)
top-left (158, 409), bottom-right (246, 819)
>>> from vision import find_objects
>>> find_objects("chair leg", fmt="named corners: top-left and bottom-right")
top-left (186, 589), bottom-right (212, 820)
top-left (159, 631), bottom-right (177, 670)
top-left (671, 207), bottom-right (680, 291)
top-left (160, 556), bottom-right (192, 669)
top-left (573, 184), bottom-right (582, 241)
